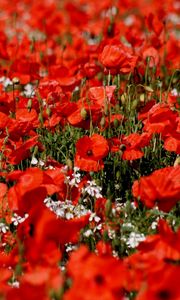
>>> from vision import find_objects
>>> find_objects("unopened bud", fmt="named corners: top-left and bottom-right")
top-left (174, 157), bottom-right (180, 167)
top-left (113, 119), bottom-right (119, 128)
top-left (27, 99), bottom-right (32, 110)
top-left (105, 199), bottom-right (112, 217)
top-left (66, 159), bottom-right (73, 170)
top-left (46, 107), bottom-right (51, 117)
top-left (100, 116), bottom-right (106, 128)
top-left (140, 94), bottom-right (145, 103)
top-left (121, 93), bottom-right (126, 105)
top-left (131, 99), bottom-right (138, 110)
top-left (144, 86), bottom-right (154, 92)
top-left (80, 108), bottom-right (88, 120)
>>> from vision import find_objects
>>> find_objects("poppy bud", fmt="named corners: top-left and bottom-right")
top-left (100, 116), bottom-right (106, 127)
top-left (121, 93), bottom-right (126, 105)
top-left (174, 157), bottom-right (180, 166)
top-left (66, 158), bottom-right (73, 170)
top-left (27, 99), bottom-right (32, 110)
top-left (80, 108), bottom-right (88, 120)
top-left (46, 107), bottom-right (51, 117)
top-left (131, 99), bottom-right (138, 110)
top-left (104, 104), bottom-right (109, 116)
top-left (144, 86), bottom-right (154, 92)
top-left (140, 94), bottom-right (145, 103)
top-left (39, 113), bottom-right (44, 124)
top-left (113, 119), bottom-right (119, 128)
top-left (116, 170), bottom-right (121, 180)
top-left (105, 199), bottom-right (112, 217)
top-left (33, 145), bottom-right (39, 157)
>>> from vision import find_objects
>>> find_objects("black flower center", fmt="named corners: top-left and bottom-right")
top-left (86, 149), bottom-right (93, 156)
top-left (94, 274), bottom-right (105, 285)
top-left (157, 290), bottom-right (171, 300)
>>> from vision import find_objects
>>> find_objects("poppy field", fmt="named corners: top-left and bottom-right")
top-left (0, 0), bottom-right (180, 299)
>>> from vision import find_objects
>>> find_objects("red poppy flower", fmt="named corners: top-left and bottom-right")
top-left (142, 47), bottom-right (159, 68)
top-left (109, 132), bottom-right (151, 160)
top-left (64, 245), bottom-right (127, 300)
top-left (7, 136), bottom-right (39, 165)
top-left (136, 263), bottom-right (180, 300)
top-left (17, 205), bottom-right (90, 263)
top-left (75, 134), bottom-right (109, 172)
top-left (137, 219), bottom-right (180, 261)
top-left (146, 13), bottom-right (164, 36)
top-left (67, 102), bottom-right (102, 130)
top-left (0, 183), bottom-right (8, 219)
top-left (142, 103), bottom-right (179, 137)
top-left (132, 166), bottom-right (180, 212)
top-left (88, 85), bottom-right (117, 107)
top-left (163, 134), bottom-right (180, 154)
top-left (99, 43), bottom-right (138, 74)
top-left (8, 167), bottom-right (63, 214)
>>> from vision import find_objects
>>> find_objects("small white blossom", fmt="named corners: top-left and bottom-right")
top-left (82, 180), bottom-right (102, 198)
top-left (31, 156), bottom-right (38, 165)
top-left (151, 221), bottom-right (158, 230)
top-left (83, 229), bottom-right (93, 237)
top-left (11, 213), bottom-right (29, 226)
top-left (10, 281), bottom-right (20, 288)
top-left (0, 223), bottom-right (9, 234)
top-left (125, 232), bottom-right (145, 248)
top-left (23, 83), bottom-right (35, 97)
top-left (44, 198), bottom-right (91, 219)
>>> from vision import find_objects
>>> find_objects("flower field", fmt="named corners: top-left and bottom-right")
top-left (0, 0), bottom-right (180, 299)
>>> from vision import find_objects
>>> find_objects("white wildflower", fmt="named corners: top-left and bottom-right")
top-left (83, 229), bottom-right (93, 237)
top-left (126, 232), bottom-right (145, 248)
top-left (0, 223), bottom-right (9, 234)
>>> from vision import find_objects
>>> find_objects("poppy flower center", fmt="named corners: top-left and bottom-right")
top-left (86, 149), bottom-right (93, 156)
top-left (29, 223), bottom-right (34, 237)
top-left (94, 274), bottom-right (105, 285)
top-left (157, 290), bottom-right (171, 300)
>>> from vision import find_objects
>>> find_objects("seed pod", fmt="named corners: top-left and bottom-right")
top-left (12, 77), bottom-right (20, 84)
top-left (120, 144), bottom-right (126, 151)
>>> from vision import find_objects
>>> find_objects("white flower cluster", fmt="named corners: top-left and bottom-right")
top-left (0, 222), bottom-right (9, 234)
top-left (65, 167), bottom-right (81, 187)
top-left (11, 213), bottom-right (29, 226)
top-left (83, 213), bottom-right (102, 238)
top-left (0, 76), bottom-right (12, 89)
top-left (23, 83), bottom-right (35, 98)
top-left (31, 156), bottom-right (45, 167)
top-left (44, 198), bottom-right (91, 220)
top-left (82, 180), bottom-right (102, 198)
top-left (124, 232), bottom-right (145, 248)
top-left (65, 243), bottom-right (78, 253)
